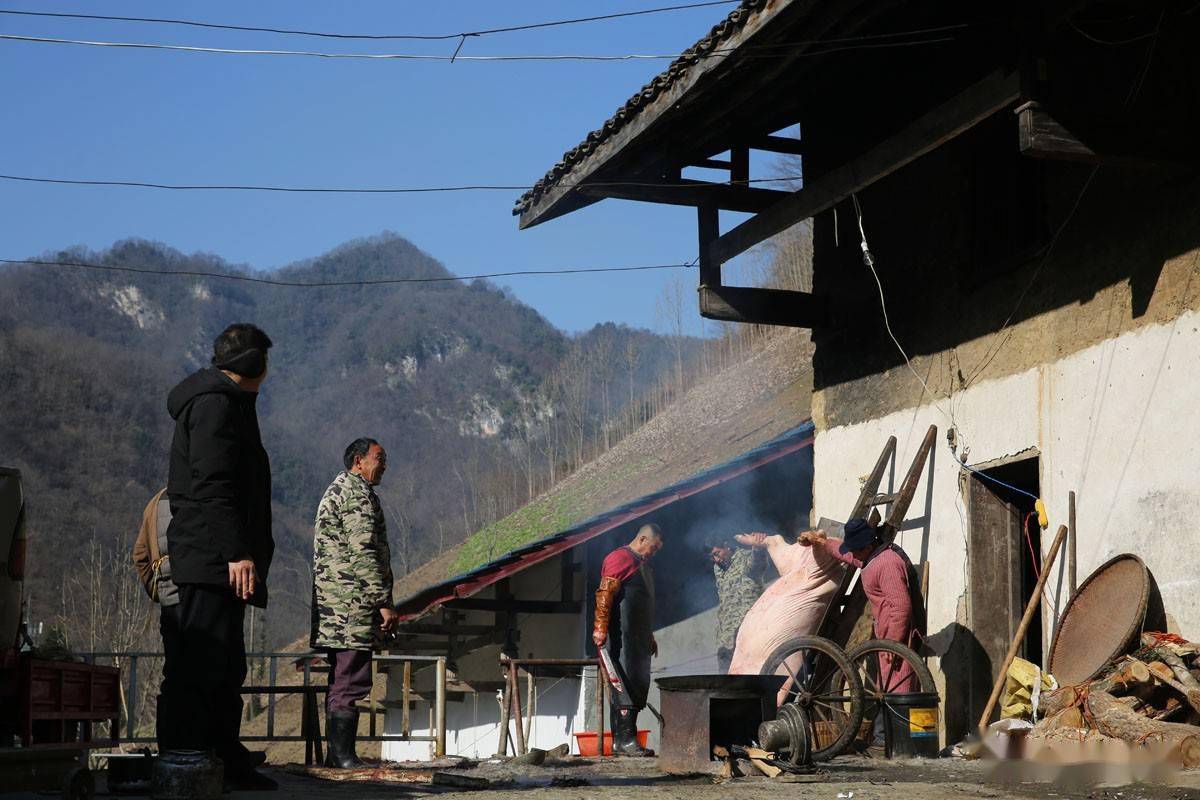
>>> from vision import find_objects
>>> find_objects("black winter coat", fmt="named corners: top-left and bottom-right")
top-left (165, 368), bottom-right (274, 607)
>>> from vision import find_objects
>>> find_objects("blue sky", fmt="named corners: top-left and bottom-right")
top-left (0, 1), bottom-right (774, 332)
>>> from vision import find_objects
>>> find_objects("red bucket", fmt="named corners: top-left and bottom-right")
top-left (573, 729), bottom-right (649, 757)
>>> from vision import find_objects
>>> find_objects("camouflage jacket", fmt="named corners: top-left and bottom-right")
top-left (310, 471), bottom-right (394, 651)
top-left (714, 548), bottom-right (764, 651)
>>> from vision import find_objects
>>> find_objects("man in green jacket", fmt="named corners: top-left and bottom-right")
top-left (310, 438), bottom-right (398, 768)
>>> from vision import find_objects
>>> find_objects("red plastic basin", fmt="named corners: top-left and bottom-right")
top-left (573, 729), bottom-right (649, 757)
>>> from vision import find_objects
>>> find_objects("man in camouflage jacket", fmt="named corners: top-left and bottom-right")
top-left (706, 541), bottom-right (765, 673)
top-left (310, 437), bottom-right (398, 768)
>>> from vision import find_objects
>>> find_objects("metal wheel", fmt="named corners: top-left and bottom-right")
top-left (847, 639), bottom-right (936, 749)
top-left (760, 634), bottom-right (864, 761)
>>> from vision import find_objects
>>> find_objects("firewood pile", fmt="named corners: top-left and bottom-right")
top-left (1030, 632), bottom-right (1200, 766)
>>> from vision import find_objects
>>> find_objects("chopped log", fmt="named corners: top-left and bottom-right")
top-left (1145, 662), bottom-right (1200, 714)
top-left (1040, 686), bottom-right (1084, 719)
top-left (1161, 651), bottom-right (1200, 695)
top-left (1148, 661), bottom-right (1174, 682)
top-left (1086, 690), bottom-right (1200, 767)
top-left (1113, 660), bottom-right (1152, 689)
top-left (1149, 697), bottom-right (1184, 722)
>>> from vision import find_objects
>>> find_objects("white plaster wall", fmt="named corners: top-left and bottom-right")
top-left (812, 308), bottom-right (1200, 730)
top-left (381, 678), bottom-right (586, 761)
top-left (383, 556), bottom-right (590, 760)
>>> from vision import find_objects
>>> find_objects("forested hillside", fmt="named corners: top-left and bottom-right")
top-left (0, 233), bottom-right (698, 648)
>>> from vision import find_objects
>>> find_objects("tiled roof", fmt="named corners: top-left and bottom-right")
top-left (512, 0), bottom-right (772, 217)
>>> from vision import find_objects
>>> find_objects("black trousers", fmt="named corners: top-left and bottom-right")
top-left (157, 583), bottom-right (250, 769)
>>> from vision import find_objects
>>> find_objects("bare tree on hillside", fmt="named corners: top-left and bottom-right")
top-left (555, 346), bottom-right (592, 470)
top-left (656, 273), bottom-right (688, 392)
top-left (623, 336), bottom-right (641, 414)
top-left (590, 330), bottom-right (615, 451)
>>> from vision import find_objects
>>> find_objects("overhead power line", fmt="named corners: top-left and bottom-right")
top-left (0, 173), bottom-right (804, 194)
top-left (0, 30), bottom-right (963, 63)
top-left (0, 2), bottom-right (741, 41)
top-left (0, 257), bottom-right (695, 287)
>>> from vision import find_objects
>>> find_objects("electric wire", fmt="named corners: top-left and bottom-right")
top-left (0, 257), bottom-right (695, 287)
top-left (852, 194), bottom-right (1040, 504)
top-left (0, 2), bottom-right (742, 41)
top-left (0, 31), bottom-right (960, 62)
top-left (961, 7), bottom-right (1163, 391)
top-left (0, 172), bottom-right (806, 194)
top-left (1068, 20), bottom-right (1159, 46)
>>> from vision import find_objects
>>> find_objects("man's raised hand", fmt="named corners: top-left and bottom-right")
top-left (798, 529), bottom-right (827, 546)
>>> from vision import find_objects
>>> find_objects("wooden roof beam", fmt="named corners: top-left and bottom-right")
top-left (710, 69), bottom-right (1021, 265)
top-left (700, 285), bottom-right (828, 328)
top-left (746, 135), bottom-right (805, 155)
top-left (580, 178), bottom-right (789, 215)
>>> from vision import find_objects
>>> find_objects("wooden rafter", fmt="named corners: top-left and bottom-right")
top-left (709, 69), bottom-right (1021, 266)
top-left (699, 285), bottom-right (828, 328)
top-left (579, 178), bottom-right (789, 214)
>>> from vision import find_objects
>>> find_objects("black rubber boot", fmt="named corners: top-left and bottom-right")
top-left (325, 710), bottom-right (366, 769)
top-left (612, 709), bottom-right (650, 757)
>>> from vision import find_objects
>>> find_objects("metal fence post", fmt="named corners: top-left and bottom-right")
top-left (127, 655), bottom-right (138, 740)
top-left (267, 656), bottom-right (277, 739)
top-left (435, 657), bottom-right (446, 758)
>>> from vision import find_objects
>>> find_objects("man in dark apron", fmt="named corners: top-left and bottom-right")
top-left (593, 523), bottom-right (663, 756)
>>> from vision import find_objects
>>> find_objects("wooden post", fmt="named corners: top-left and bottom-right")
top-left (434, 657), bottom-right (447, 758)
top-left (495, 661), bottom-right (511, 757)
top-left (1068, 491), bottom-right (1078, 596)
top-left (697, 205), bottom-right (721, 288)
top-left (595, 661), bottom-right (605, 756)
top-left (977, 524), bottom-right (1068, 734)
top-left (523, 670), bottom-right (535, 746)
top-left (369, 657), bottom-right (378, 739)
top-left (510, 664), bottom-right (527, 755)
top-left (401, 660), bottom-right (411, 737)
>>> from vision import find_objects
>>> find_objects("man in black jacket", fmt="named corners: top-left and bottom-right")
top-left (158, 323), bottom-right (276, 791)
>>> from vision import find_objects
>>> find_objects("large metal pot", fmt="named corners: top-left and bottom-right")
top-left (151, 750), bottom-right (222, 800)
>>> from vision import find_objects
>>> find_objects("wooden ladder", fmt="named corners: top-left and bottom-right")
top-left (816, 424), bottom-right (938, 649)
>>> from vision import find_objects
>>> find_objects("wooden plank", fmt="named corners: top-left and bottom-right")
top-left (711, 69), bottom-right (1020, 265)
top-left (393, 623), bottom-right (494, 636)
top-left (579, 178), bottom-right (788, 214)
top-left (1017, 103), bottom-right (1096, 162)
top-left (443, 598), bottom-right (580, 614)
top-left (1068, 490), bottom-right (1077, 595)
top-left (746, 134), bottom-right (805, 155)
top-left (699, 285), bottom-right (827, 328)
top-left (730, 146), bottom-right (750, 184)
top-left (697, 206), bottom-right (721, 288)
top-left (1017, 104), bottom-right (1196, 167)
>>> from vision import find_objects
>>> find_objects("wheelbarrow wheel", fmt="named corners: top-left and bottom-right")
top-left (760, 634), bottom-right (864, 761)
top-left (62, 766), bottom-right (95, 800)
top-left (846, 639), bottom-right (936, 750)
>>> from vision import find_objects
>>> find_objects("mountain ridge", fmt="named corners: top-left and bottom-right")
top-left (0, 232), bottom-right (697, 648)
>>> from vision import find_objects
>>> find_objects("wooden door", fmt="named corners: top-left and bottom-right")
top-left (966, 476), bottom-right (1024, 726)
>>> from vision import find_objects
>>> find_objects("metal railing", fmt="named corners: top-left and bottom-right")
top-left (80, 651), bottom-right (447, 763)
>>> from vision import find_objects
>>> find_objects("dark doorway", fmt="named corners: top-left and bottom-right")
top-left (965, 455), bottom-right (1041, 729)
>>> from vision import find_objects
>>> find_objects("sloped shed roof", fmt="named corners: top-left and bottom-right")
top-left (395, 421), bottom-right (812, 622)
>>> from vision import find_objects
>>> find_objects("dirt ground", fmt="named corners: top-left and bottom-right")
top-left (9, 751), bottom-right (1200, 799)
top-left (27, 753), bottom-right (1195, 800)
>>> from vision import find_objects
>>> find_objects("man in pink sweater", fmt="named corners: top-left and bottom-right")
top-left (799, 518), bottom-right (920, 693)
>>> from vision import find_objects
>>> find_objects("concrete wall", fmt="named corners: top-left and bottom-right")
top-left (810, 307), bottom-right (1200, 743)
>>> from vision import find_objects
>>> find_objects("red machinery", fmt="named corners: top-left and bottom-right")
top-left (0, 467), bottom-right (121, 799)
